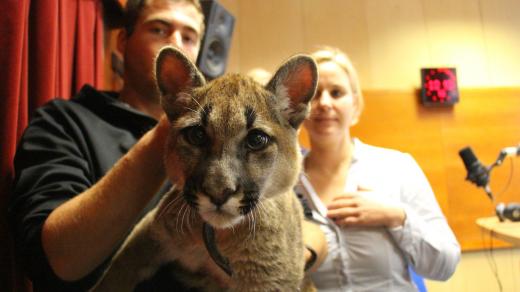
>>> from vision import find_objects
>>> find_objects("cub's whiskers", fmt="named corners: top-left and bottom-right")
top-left (157, 192), bottom-right (183, 219)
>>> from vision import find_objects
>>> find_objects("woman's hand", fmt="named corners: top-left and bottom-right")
top-left (326, 188), bottom-right (406, 228)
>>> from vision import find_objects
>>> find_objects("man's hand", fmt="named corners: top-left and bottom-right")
top-left (302, 220), bottom-right (327, 273)
top-left (41, 116), bottom-right (169, 281)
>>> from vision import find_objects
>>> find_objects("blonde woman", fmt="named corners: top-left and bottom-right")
top-left (296, 47), bottom-right (460, 291)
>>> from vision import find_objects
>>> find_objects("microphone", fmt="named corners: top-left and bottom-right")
top-left (458, 147), bottom-right (492, 199)
top-left (496, 202), bottom-right (520, 222)
top-left (459, 147), bottom-right (490, 187)
top-left (460, 145), bottom-right (520, 222)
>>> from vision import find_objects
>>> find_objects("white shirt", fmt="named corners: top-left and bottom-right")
top-left (296, 139), bottom-right (461, 292)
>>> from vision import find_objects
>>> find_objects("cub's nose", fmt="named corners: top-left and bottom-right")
top-left (208, 187), bottom-right (237, 208)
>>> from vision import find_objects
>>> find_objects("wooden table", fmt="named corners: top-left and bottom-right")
top-left (476, 216), bottom-right (520, 246)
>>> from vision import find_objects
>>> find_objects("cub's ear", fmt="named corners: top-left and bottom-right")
top-left (155, 46), bottom-right (206, 121)
top-left (266, 55), bottom-right (318, 129)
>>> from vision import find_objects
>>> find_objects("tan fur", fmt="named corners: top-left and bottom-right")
top-left (90, 47), bottom-right (318, 292)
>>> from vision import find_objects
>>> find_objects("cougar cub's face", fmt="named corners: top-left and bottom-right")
top-left (156, 47), bottom-right (317, 229)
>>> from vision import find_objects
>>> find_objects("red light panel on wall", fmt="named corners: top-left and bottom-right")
top-left (421, 68), bottom-right (459, 106)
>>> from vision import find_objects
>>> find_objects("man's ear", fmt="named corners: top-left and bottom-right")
top-left (155, 46), bottom-right (206, 121)
top-left (116, 29), bottom-right (127, 56)
top-left (266, 55), bottom-right (318, 129)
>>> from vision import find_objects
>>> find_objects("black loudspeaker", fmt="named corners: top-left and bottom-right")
top-left (196, 0), bottom-right (235, 80)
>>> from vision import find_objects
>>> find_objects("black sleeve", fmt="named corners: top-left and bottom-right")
top-left (8, 101), bottom-right (101, 291)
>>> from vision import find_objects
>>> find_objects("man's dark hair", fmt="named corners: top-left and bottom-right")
top-left (124, 0), bottom-right (204, 37)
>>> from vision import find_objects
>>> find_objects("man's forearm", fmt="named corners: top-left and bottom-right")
top-left (41, 120), bottom-right (169, 281)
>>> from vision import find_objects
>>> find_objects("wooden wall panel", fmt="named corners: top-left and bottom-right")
top-left (442, 88), bottom-right (520, 250)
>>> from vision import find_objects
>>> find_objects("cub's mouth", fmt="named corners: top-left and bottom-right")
top-left (181, 178), bottom-right (261, 229)
top-left (186, 191), bottom-right (260, 229)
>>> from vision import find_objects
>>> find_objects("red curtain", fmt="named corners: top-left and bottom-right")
top-left (0, 1), bottom-right (104, 291)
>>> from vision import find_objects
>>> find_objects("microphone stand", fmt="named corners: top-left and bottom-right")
top-left (475, 146), bottom-right (519, 221)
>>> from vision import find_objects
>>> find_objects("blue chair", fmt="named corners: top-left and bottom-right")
top-left (409, 266), bottom-right (427, 292)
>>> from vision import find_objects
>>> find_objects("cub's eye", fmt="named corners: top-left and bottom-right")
top-left (183, 126), bottom-right (208, 146)
top-left (246, 130), bottom-right (270, 151)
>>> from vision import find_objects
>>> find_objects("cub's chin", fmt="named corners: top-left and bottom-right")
top-left (200, 212), bottom-right (244, 229)
top-left (197, 195), bottom-right (247, 229)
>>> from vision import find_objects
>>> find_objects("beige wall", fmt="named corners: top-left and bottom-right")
top-left (217, 0), bottom-right (520, 291)
top-left (426, 247), bottom-right (520, 292)
top-left (220, 0), bottom-right (520, 89)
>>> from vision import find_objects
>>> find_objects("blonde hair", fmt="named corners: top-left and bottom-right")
top-left (247, 68), bottom-right (272, 85)
top-left (311, 46), bottom-right (364, 125)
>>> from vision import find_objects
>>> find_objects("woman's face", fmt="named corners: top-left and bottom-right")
top-left (304, 61), bottom-right (358, 141)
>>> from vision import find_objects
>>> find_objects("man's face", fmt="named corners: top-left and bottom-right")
top-left (120, 0), bottom-right (203, 99)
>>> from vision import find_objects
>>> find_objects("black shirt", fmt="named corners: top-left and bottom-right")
top-left (8, 85), bottom-right (183, 291)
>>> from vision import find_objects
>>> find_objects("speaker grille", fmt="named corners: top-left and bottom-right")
top-left (196, 0), bottom-right (235, 80)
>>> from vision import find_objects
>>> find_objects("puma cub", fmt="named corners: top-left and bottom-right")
top-left (90, 46), bottom-right (318, 291)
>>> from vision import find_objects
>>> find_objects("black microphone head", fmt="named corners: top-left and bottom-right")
top-left (459, 147), bottom-right (478, 170)
top-left (459, 146), bottom-right (489, 187)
